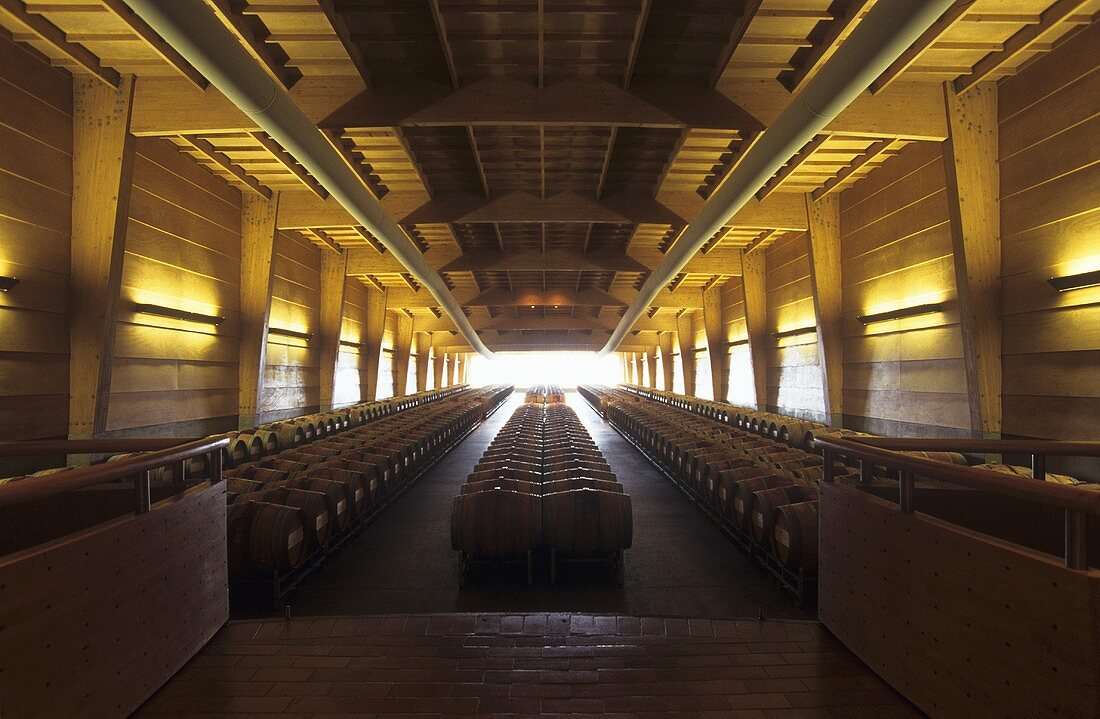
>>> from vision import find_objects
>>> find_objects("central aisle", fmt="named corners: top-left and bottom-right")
top-left (270, 391), bottom-right (811, 620)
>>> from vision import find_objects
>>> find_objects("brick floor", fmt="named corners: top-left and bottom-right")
top-left (135, 613), bottom-right (924, 718)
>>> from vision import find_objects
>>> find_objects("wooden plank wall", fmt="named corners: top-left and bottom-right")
top-left (838, 141), bottom-right (971, 437)
top-left (261, 231), bottom-right (321, 422)
top-left (0, 482), bottom-right (228, 719)
top-left (998, 21), bottom-right (1099, 469)
top-left (720, 278), bottom-right (754, 408)
top-left (333, 277), bottom-right (365, 407)
top-left (108, 137), bottom-right (242, 436)
top-left (691, 312), bottom-right (711, 400)
top-left (0, 34), bottom-right (71, 442)
top-left (819, 481), bottom-right (1100, 719)
top-left (763, 232), bottom-right (826, 422)
top-left (377, 312), bottom-right (396, 399)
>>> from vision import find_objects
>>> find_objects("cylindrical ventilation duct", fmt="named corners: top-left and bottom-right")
top-left (123, 0), bottom-right (493, 358)
top-left (599, 0), bottom-right (957, 355)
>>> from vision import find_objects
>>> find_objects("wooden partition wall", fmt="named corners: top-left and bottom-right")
top-left (0, 470), bottom-right (228, 718)
top-left (820, 481), bottom-right (1100, 719)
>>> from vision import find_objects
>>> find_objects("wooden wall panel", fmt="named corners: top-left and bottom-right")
top-left (0, 482), bottom-right (228, 719)
top-left (333, 277), bottom-right (366, 408)
top-left (763, 232), bottom-right (826, 422)
top-left (819, 482), bottom-right (1100, 719)
top-left (720, 278), bottom-right (755, 408)
top-left (998, 21), bottom-right (1100, 460)
top-left (691, 312), bottom-right (712, 400)
top-left (260, 232), bottom-right (321, 421)
top-left (838, 141), bottom-right (971, 437)
top-left (0, 33), bottom-right (71, 442)
top-left (107, 138), bottom-right (242, 434)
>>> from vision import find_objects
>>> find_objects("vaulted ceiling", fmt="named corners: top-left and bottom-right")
top-left (2, 0), bottom-right (1095, 353)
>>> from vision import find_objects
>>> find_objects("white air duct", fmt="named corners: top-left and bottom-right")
top-left (599, 0), bottom-right (956, 355)
top-left (123, 0), bottom-right (494, 358)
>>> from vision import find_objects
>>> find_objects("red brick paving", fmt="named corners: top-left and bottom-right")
top-left (135, 613), bottom-right (923, 718)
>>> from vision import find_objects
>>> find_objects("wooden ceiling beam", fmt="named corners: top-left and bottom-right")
top-left (756, 134), bottom-right (830, 200)
top-left (428, 0), bottom-right (460, 89)
top-left (811, 138), bottom-right (892, 200)
top-left (0, 0), bottom-right (120, 86)
top-left (870, 1), bottom-right (976, 94)
top-left (206, 0), bottom-right (301, 89)
top-left (710, 0), bottom-right (765, 88)
top-left (180, 135), bottom-right (272, 199)
top-left (321, 76), bottom-right (761, 134)
top-left (249, 132), bottom-right (328, 199)
top-left (953, 0), bottom-right (1089, 93)
top-left (622, 0), bottom-right (652, 89)
top-left (97, 0), bottom-right (207, 89)
top-left (780, 0), bottom-right (873, 93)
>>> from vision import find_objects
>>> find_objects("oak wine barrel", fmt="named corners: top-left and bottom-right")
top-left (281, 476), bottom-right (351, 532)
top-left (227, 500), bottom-right (305, 577)
top-left (771, 501), bottom-right (819, 570)
top-left (749, 485), bottom-right (817, 546)
top-left (731, 475), bottom-right (795, 532)
top-left (450, 489), bottom-right (542, 557)
top-left (244, 486), bottom-right (331, 551)
top-left (540, 488), bottom-right (633, 555)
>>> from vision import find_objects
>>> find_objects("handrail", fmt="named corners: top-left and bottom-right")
top-left (814, 437), bottom-right (1100, 515)
top-left (814, 435), bottom-right (1098, 570)
top-left (848, 437), bottom-right (1100, 457)
top-left (0, 438), bottom-right (198, 457)
top-left (0, 437), bottom-right (229, 510)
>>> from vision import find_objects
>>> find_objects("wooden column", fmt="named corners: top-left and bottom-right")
top-left (359, 286), bottom-right (387, 401)
top-left (414, 331), bottom-right (431, 392)
top-left (432, 338), bottom-right (446, 389)
top-left (317, 251), bottom-right (348, 411)
top-left (645, 348), bottom-right (658, 389)
top-left (620, 352), bottom-right (631, 384)
top-left (447, 352), bottom-right (459, 386)
top-left (702, 285), bottom-right (728, 402)
top-left (741, 249), bottom-right (769, 410)
top-left (392, 313), bottom-right (413, 397)
top-left (237, 193), bottom-right (280, 429)
top-left (459, 353), bottom-right (470, 384)
top-left (633, 352), bottom-right (644, 386)
top-left (806, 194), bottom-right (844, 427)
top-left (69, 75), bottom-right (136, 440)
top-left (676, 313), bottom-right (697, 396)
top-left (659, 332), bottom-right (675, 391)
top-left (943, 82), bottom-right (1002, 437)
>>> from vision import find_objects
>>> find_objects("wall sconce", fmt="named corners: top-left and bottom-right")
top-left (133, 302), bottom-right (224, 326)
top-left (725, 338), bottom-right (749, 347)
top-left (339, 339), bottom-right (363, 348)
top-left (269, 326), bottom-right (313, 341)
top-left (1048, 269), bottom-right (1100, 292)
top-left (857, 303), bottom-right (943, 325)
top-left (773, 325), bottom-right (817, 339)
top-left (0, 276), bottom-right (19, 292)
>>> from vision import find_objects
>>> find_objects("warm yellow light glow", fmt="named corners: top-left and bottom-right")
top-left (859, 291), bottom-right (949, 336)
top-left (467, 351), bottom-right (622, 388)
top-left (129, 289), bottom-right (222, 326)
top-left (1062, 255), bottom-right (1100, 277)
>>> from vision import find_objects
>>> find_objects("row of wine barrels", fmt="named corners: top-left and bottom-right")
top-left (223, 384), bottom-right (514, 582)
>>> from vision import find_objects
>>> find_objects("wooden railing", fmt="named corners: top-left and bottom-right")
top-left (0, 436), bottom-right (229, 511)
top-left (814, 436), bottom-right (1100, 569)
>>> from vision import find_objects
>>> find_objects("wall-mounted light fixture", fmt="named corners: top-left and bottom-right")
top-left (1048, 269), bottom-right (1100, 292)
top-left (857, 302), bottom-right (943, 325)
top-left (773, 325), bottom-right (817, 339)
top-left (0, 276), bottom-right (20, 292)
top-left (339, 339), bottom-right (363, 348)
top-left (725, 338), bottom-right (749, 347)
top-left (268, 326), bottom-right (313, 341)
top-left (133, 302), bottom-right (224, 326)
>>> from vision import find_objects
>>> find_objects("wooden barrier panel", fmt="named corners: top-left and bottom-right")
top-left (0, 481), bottom-right (228, 718)
top-left (819, 481), bottom-right (1100, 719)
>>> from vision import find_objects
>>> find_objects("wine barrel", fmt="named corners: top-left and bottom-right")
top-left (450, 489), bottom-right (542, 557)
top-left (302, 467), bottom-right (367, 516)
top-left (226, 477), bottom-right (264, 497)
top-left (282, 476), bottom-right (351, 532)
top-left (268, 422), bottom-right (305, 450)
top-left (709, 465), bottom-right (776, 505)
top-left (460, 478), bottom-right (542, 495)
top-left (541, 488), bottom-right (633, 555)
top-left (777, 420), bottom-right (824, 450)
top-left (901, 450), bottom-right (969, 467)
top-left (749, 485), bottom-right (816, 546)
top-left (245, 486), bottom-right (331, 551)
top-left (973, 463), bottom-right (1079, 485)
top-left (731, 475), bottom-right (795, 533)
top-left (226, 501), bottom-right (305, 577)
top-left (771, 501), bottom-right (819, 570)
top-left (544, 468), bottom-right (617, 483)
top-left (541, 478), bottom-right (624, 494)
